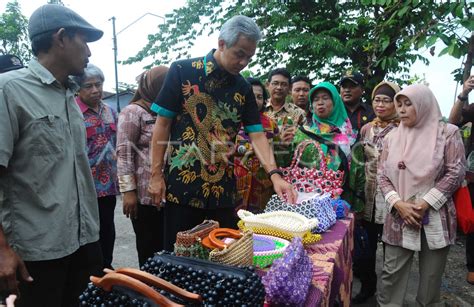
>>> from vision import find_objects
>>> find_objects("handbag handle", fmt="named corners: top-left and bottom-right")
top-left (112, 268), bottom-right (202, 303)
top-left (90, 272), bottom-right (184, 307)
top-left (290, 139), bottom-right (328, 171)
top-left (202, 228), bottom-right (243, 250)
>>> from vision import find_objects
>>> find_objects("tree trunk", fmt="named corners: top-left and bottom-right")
top-left (463, 32), bottom-right (474, 82)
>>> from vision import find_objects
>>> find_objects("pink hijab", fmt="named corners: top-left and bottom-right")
top-left (385, 84), bottom-right (444, 201)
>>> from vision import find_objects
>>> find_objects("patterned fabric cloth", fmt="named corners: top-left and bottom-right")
top-left (234, 112), bottom-right (279, 213)
top-left (76, 98), bottom-right (119, 197)
top-left (307, 213), bottom-right (354, 307)
top-left (289, 121), bottom-right (354, 171)
top-left (264, 100), bottom-right (307, 127)
top-left (360, 121), bottom-right (399, 223)
top-left (151, 49), bottom-right (263, 209)
top-left (378, 122), bottom-right (466, 251)
top-left (117, 104), bottom-right (157, 206)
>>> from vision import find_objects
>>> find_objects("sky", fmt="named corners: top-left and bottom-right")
top-left (2, 0), bottom-right (470, 116)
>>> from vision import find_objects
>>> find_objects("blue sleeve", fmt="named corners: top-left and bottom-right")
top-left (241, 85), bottom-right (263, 133)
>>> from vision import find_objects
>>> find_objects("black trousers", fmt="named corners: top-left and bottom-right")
top-left (163, 204), bottom-right (238, 251)
top-left (98, 195), bottom-right (116, 268)
top-left (353, 219), bottom-right (383, 293)
top-left (131, 204), bottom-right (165, 267)
top-left (18, 242), bottom-right (103, 307)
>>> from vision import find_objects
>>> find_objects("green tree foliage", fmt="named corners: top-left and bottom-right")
top-left (124, 0), bottom-right (473, 92)
top-left (0, 0), bottom-right (31, 63)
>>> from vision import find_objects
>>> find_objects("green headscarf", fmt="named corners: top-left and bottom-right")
top-left (308, 82), bottom-right (348, 129)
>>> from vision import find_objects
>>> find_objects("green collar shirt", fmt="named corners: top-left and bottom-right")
top-left (0, 59), bottom-right (99, 261)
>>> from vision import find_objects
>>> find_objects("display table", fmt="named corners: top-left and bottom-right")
top-left (305, 213), bottom-right (354, 307)
top-left (260, 213), bottom-right (354, 307)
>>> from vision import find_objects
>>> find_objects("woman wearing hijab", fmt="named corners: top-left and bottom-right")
top-left (377, 84), bottom-right (466, 306)
top-left (234, 77), bottom-right (279, 213)
top-left (352, 81), bottom-right (400, 304)
top-left (117, 66), bottom-right (169, 266)
top-left (289, 82), bottom-right (356, 171)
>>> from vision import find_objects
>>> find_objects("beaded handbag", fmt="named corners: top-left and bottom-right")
top-left (253, 234), bottom-right (290, 268)
top-left (237, 210), bottom-right (322, 245)
top-left (330, 198), bottom-right (351, 219)
top-left (142, 251), bottom-right (266, 306)
top-left (262, 237), bottom-right (313, 306)
top-left (201, 228), bottom-right (254, 266)
top-left (81, 267), bottom-right (203, 306)
top-left (265, 192), bottom-right (337, 233)
top-left (237, 209), bottom-right (318, 237)
top-left (282, 139), bottom-right (344, 197)
top-left (174, 219), bottom-right (219, 259)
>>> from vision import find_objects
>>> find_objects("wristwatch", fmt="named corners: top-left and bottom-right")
top-left (458, 94), bottom-right (468, 102)
top-left (268, 168), bottom-right (283, 178)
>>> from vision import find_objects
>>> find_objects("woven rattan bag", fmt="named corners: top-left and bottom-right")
top-left (202, 228), bottom-right (254, 266)
top-left (174, 220), bottom-right (219, 259)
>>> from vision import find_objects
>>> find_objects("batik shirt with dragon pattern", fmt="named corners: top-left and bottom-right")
top-left (151, 50), bottom-right (263, 209)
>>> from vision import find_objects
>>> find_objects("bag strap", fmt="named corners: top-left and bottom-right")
top-left (202, 228), bottom-right (243, 250)
top-left (91, 271), bottom-right (188, 307)
top-left (299, 126), bottom-right (350, 182)
top-left (113, 268), bottom-right (202, 303)
top-left (290, 138), bottom-right (328, 171)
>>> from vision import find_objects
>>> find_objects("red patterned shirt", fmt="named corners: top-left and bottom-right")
top-left (76, 98), bottom-right (119, 197)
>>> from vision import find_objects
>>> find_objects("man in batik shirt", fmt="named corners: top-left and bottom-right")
top-left (148, 15), bottom-right (296, 251)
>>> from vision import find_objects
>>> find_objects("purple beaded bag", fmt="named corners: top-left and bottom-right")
top-left (262, 237), bottom-right (313, 306)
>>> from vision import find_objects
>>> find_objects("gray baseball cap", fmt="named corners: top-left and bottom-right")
top-left (28, 4), bottom-right (103, 42)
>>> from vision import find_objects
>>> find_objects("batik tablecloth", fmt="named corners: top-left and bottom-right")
top-left (261, 213), bottom-right (354, 307)
top-left (306, 213), bottom-right (354, 307)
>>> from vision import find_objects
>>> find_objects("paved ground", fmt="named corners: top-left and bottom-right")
top-left (112, 196), bottom-right (474, 306)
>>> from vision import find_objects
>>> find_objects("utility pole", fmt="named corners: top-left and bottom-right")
top-left (110, 16), bottom-right (120, 112)
top-left (109, 13), bottom-right (165, 113)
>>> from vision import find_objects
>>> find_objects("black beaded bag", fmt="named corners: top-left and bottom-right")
top-left (79, 252), bottom-right (265, 306)
top-left (141, 251), bottom-right (266, 306)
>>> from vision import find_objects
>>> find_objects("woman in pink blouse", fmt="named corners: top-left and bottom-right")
top-left (377, 84), bottom-right (466, 306)
top-left (117, 66), bottom-right (168, 266)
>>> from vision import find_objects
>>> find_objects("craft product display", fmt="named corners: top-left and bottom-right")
top-left (237, 209), bottom-right (318, 238)
top-left (141, 251), bottom-right (266, 306)
top-left (252, 234), bottom-right (290, 268)
top-left (80, 268), bottom-right (202, 306)
top-left (174, 220), bottom-right (219, 259)
top-left (281, 139), bottom-right (344, 197)
top-left (262, 237), bottom-right (313, 306)
top-left (265, 192), bottom-right (336, 233)
top-left (200, 228), bottom-right (254, 266)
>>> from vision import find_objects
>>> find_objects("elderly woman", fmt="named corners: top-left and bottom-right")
top-left (352, 81), bottom-right (400, 304)
top-left (377, 84), bottom-right (466, 306)
top-left (117, 66), bottom-right (168, 267)
top-left (234, 77), bottom-right (279, 213)
top-left (74, 63), bottom-right (119, 269)
top-left (288, 82), bottom-right (355, 171)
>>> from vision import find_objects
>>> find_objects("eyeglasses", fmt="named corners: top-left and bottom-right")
top-left (373, 98), bottom-right (393, 105)
top-left (82, 82), bottom-right (103, 90)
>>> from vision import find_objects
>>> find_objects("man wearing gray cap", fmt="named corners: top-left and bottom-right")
top-left (0, 4), bottom-right (103, 306)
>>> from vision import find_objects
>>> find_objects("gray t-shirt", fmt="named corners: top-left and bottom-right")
top-left (0, 59), bottom-right (99, 261)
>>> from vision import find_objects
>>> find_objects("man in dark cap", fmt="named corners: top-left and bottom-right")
top-left (0, 4), bottom-right (103, 306)
top-left (0, 54), bottom-right (23, 73)
top-left (339, 71), bottom-right (375, 138)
